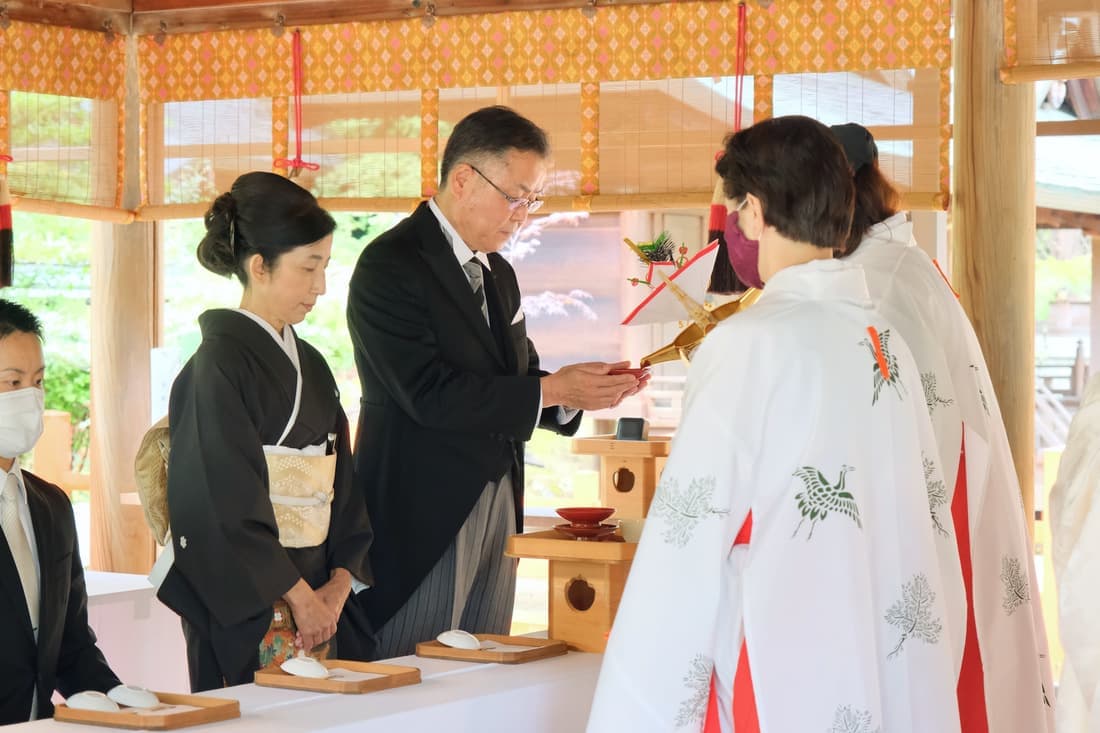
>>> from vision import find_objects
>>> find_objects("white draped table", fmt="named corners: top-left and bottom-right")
top-left (14, 638), bottom-right (602, 732)
top-left (83, 571), bottom-right (191, 693)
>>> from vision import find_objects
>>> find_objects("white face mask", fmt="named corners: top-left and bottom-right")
top-left (0, 387), bottom-right (45, 459)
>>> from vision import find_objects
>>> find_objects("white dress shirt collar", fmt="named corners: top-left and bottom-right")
top-left (2, 458), bottom-right (28, 506)
top-left (427, 198), bottom-right (491, 273)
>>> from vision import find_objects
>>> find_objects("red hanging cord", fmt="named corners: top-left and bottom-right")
top-left (274, 30), bottom-right (319, 178)
top-left (733, 2), bottom-right (748, 131)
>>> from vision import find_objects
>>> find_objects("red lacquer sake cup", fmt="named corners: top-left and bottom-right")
top-left (555, 506), bottom-right (616, 527)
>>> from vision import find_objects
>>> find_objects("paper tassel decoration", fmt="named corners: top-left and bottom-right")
top-left (706, 178), bottom-right (746, 295)
top-left (622, 240), bottom-right (721, 326)
top-left (0, 177), bottom-right (12, 288)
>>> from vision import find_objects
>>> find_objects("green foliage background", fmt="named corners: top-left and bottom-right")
top-left (3, 212), bottom-right (94, 472)
top-left (161, 212), bottom-right (399, 412)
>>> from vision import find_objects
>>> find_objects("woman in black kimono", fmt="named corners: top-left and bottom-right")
top-left (158, 171), bottom-right (374, 692)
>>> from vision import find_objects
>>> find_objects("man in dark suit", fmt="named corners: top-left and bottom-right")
top-left (348, 106), bottom-right (644, 658)
top-left (0, 299), bottom-right (120, 724)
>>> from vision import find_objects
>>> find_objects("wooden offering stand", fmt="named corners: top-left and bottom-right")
top-left (507, 434), bottom-right (669, 652)
top-left (571, 434), bottom-right (670, 520)
top-left (506, 530), bottom-right (636, 653)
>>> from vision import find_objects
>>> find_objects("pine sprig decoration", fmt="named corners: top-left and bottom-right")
top-left (885, 573), bottom-right (943, 659)
top-left (923, 454), bottom-right (950, 538)
top-left (636, 230), bottom-right (677, 264)
top-left (674, 654), bottom-right (713, 727)
top-left (651, 475), bottom-right (728, 547)
top-left (828, 705), bottom-right (880, 733)
top-left (921, 371), bottom-right (954, 412)
top-left (1001, 556), bottom-right (1030, 615)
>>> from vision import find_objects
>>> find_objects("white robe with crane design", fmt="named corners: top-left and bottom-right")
top-left (848, 212), bottom-right (1054, 733)
top-left (587, 259), bottom-right (964, 733)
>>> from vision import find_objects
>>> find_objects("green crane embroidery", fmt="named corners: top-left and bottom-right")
top-left (860, 328), bottom-right (905, 404)
top-left (792, 465), bottom-right (861, 540)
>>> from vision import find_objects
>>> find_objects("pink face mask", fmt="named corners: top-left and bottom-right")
top-left (723, 210), bottom-right (764, 290)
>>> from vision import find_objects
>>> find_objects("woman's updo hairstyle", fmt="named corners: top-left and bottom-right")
top-left (197, 171), bottom-right (336, 284)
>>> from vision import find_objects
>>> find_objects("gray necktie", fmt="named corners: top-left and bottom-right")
top-left (462, 257), bottom-right (490, 325)
top-left (2, 473), bottom-right (39, 630)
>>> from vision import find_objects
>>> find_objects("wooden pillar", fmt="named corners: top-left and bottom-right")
top-left (951, 0), bottom-right (1037, 526)
top-left (1091, 236), bottom-right (1100, 370)
top-left (89, 35), bottom-right (156, 573)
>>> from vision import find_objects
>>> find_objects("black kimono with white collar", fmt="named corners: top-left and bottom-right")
top-left (158, 309), bottom-right (374, 683)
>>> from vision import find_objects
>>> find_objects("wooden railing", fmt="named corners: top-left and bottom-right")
top-left (30, 409), bottom-right (153, 573)
top-left (30, 410), bottom-right (89, 496)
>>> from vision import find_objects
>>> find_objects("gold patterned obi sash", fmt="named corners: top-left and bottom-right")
top-left (263, 446), bottom-right (336, 549)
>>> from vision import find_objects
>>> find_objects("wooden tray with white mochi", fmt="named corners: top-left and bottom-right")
top-left (53, 692), bottom-right (240, 730)
top-left (415, 634), bottom-right (568, 664)
top-left (254, 659), bottom-right (422, 694)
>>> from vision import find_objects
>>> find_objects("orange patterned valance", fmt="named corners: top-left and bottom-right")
top-left (0, 21), bottom-right (125, 101)
top-left (0, 21), bottom-right (125, 206)
top-left (140, 0), bottom-right (951, 103)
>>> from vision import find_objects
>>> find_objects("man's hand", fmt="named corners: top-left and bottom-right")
top-left (283, 578), bottom-right (338, 653)
top-left (315, 568), bottom-right (353, 621)
top-left (541, 361), bottom-right (644, 410)
top-left (609, 369), bottom-right (651, 408)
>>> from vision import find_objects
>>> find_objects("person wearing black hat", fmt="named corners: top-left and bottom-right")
top-left (834, 122), bottom-right (1055, 733)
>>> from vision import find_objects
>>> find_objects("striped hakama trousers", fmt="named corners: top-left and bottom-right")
top-left (372, 472), bottom-right (518, 659)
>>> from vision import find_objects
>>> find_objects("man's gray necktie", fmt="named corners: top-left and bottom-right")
top-left (462, 257), bottom-right (490, 325)
top-left (2, 473), bottom-right (38, 630)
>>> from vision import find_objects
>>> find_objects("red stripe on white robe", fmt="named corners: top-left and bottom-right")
top-left (703, 513), bottom-right (759, 733)
top-left (951, 431), bottom-right (990, 732)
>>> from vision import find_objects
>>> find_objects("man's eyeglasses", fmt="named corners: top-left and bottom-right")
top-left (468, 164), bottom-right (544, 213)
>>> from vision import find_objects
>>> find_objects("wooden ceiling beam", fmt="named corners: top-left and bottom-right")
top-left (4, 0), bottom-right (726, 36)
top-left (0, 1), bottom-right (131, 33)
top-left (131, 0), bottom-right (679, 36)
top-left (1037, 206), bottom-right (1100, 237)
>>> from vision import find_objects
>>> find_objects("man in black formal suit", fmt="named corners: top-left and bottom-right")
top-left (0, 299), bottom-right (120, 724)
top-left (348, 106), bottom-right (644, 658)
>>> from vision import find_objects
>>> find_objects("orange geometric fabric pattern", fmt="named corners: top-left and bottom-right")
top-left (0, 90), bottom-right (8, 176)
top-left (0, 21), bottom-right (126, 206)
top-left (0, 21), bottom-right (125, 101)
top-left (580, 82), bottom-right (600, 195)
top-left (272, 95), bottom-right (289, 176)
top-left (746, 0), bottom-right (951, 73)
top-left (753, 75), bottom-right (773, 124)
top-left (138, 0), bottom-right (951, 103)
top-left (1003, 0), bottom-right (1019, 66)
top-left (421, 89), bottom-right (439, 198)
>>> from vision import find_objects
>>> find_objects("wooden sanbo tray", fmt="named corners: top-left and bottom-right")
top-left (416, 634), bottom-right (568, 664)
top-left (506, 529), bottom-right (638, 562)
top-left (53, 692), bottom-right (240, 730)
top-left (571, 434), bottom-right (671, 457)
top-left (254, 659), bottom-right (422, 693)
